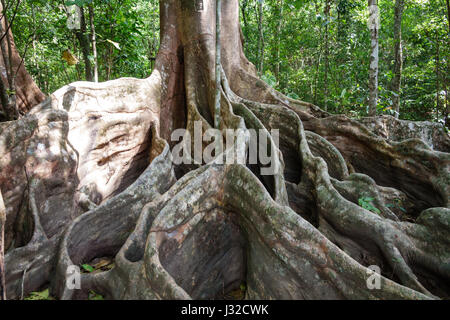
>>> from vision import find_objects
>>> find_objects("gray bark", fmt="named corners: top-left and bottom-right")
top-left (275, 0), bottom-right (283, 83)
top-left (368, 0), bottom-right (379, 116)
top-left (391, 0), bottom-right (404, 119)
top-left (0, 190), bottom-right (5, 300)
top-left (214, 0), bottom-right (221, 129)
top-left (257, 0), bottom-right (264, 74)
top-left (88, 5), bottom-right (98, 83)
top-left (75, 5), bottom-right (93, 82)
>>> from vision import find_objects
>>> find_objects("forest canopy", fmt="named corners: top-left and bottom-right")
top-left (6, 0), bottom-right (450, 124)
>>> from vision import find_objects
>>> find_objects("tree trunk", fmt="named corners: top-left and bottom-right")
top-left (257, 0), bottom-right (264, 74)
top-left (88, 5), bottom-right (98, 83)
top-left (75, 5), bottom-right (93, 82)
top-left (446, 0), bottom-right (450, 127)
top-left (0, 1), bottom-right (45, 121)
top-left (1, 0), bottom-right (450, 300)
top-left (391, 0), bottom-right (404, 119)
top-left (435, 33), bottom-right (440, 120)
top-left (241, 0), bottom-right (249, 47)
top-left (274, 0), bottom-right (284, 84)
top-left (368, 0), bottom-right (379, 116)
top-left (324, 0), bottom-right (330, 111)
top-left (214, 0), bottom-right (222, 129)
top-left (0, 190), bottom-right (5, 300)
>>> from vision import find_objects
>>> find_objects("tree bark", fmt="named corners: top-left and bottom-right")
top-left (214, 0), bottom-right (221, 129)
top-left (0, 189), bottom-right (5, 300)
top-left (1, 0), bottom-right (449, 301)
top-left (75, 5), bottom-right (93, 82)
top-left (0, 1), bottom-right (45, 121)
top-left (274, 0), bottom-right (284, 84)
top-left (257, 0), bottom-right (264, 74)
top-left (368, 0), bottom-right (379, 116)
top-left (446, 0), bottom-right (450, 127)
top-left (391, 0), bottom-right (404, 119)
top-left (324, 0), bottom-right (330, 111)
top-left (241, 0), bottom-right (249, 47)
top-left (88, 5), bottom-right (98, 83)
top-left (435, 33), bottom-right (440, 120)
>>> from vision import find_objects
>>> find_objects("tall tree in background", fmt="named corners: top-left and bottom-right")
top-left (88, 4), bottom-right (98, 83)
top-left (257, 0), bottom-right (264, 73)
top-left (445, 0), bottom-right (450, 126)
top-left (214, 0), bottom-right (221, 129)
top-left (0, 190), bottom-right (5, 300)
top-left (368, 0), bottom-right (379, 116)
top-left (435, 31), bottom-right (440, 120)
top-left (391, 0), bottom-right (404, 119)
top-left (74, 5), bottom-right (93, 81)
top-left (274, 0), bottom-right (284, 84)
top-left (324, 0), bottom-right (331, 111)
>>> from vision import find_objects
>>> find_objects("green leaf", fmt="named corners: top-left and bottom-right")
top-left (25, 289), bottom-right (53, 300)
top-left (89, 290), bottom-right (104, 300)
top-left (82, 264), bottom-right (95, 273)
top-left (358, 197), bottom-right (380, 214)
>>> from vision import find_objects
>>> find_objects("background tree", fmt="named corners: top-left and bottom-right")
top-left (0, 190), bottom-right (5, 300)
top-left (391, 0), bottom-right (404, 118)
top-left (368, 0), bottom-right (379, 116)
top-left (88, 3), bottom-right (98, 82)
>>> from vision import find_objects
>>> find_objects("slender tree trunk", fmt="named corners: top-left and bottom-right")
top-left (72, 33), bottom-right (82, 81)
top-left (31, 4), bottom-right (40, 89)
top-left (214, 0), bottom-right (221, 129)
top-left (275, 0), bottom-right (284, 84)
top-left (257, 0), bottom-right (264, 74)
top-left (445, 0), bottom-right (450, 126)
top-left (75, 5), bottom-right (93, 81)
top-left (88, 4), bottom-right (98, 83)
top-left (368, 0), bottom-right (379, 116)
top-left (446, 0), bottom-right (450, 33)
top-left (324, 0), bottom-right (331, 111)
top-left (313, 51), bottom-right (322, 105)
top-left (435, 33), bottom-right (440, 120)
top-left (241, 0), bottom-right (248, 47)
top-left (391, 0), bottom-right (404, 119)
top-left (0, 190), bottom-right (5, 300)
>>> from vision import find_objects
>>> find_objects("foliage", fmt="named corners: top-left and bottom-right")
top-left (9, 0), bottom-right (450, 124)
top-left (12, 0), bottom-right (159, 94)
top-left (386, 198), bottom-right (407, 213)
top-left (358, 196), bottom-right (381, 214)
top-left (24, 288), bottom-right (54, 300)
top-left (88, 290), bottom-right (104, 300)
top-left (241, 0), bottom-right (449, 123)
top-left (81, 263), bottom-right (94, 273)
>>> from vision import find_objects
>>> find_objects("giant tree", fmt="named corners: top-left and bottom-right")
top-left (1, 0), bottom-right (450, 300)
